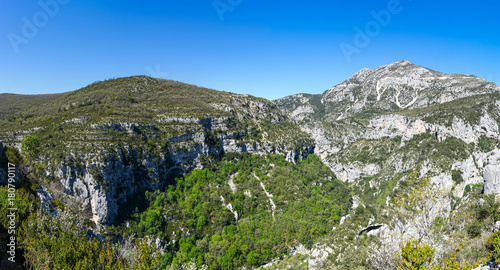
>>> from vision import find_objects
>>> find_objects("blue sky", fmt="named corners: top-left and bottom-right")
top-left (1, 0), bottom-right (499, 100)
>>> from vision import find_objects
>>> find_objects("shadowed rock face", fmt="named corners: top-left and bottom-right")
top-left (359, 224), bottom-right (384, 235)
top-left (0, 141), bottom-right (5, 163)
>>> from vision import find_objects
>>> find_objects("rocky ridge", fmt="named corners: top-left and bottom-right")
top-left (0, 77), bottom-right (315, 224)
top-left (277, 60), bottom-right (499, 122)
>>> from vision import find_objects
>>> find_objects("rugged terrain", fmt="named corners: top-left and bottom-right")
top-left (274, 60), bottom-right (500, 269)
top-left (0, 77), bottom-right (313, 225)
top-left (1, 61), bottom-right (500, 269)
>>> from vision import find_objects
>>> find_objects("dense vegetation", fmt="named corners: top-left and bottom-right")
top-left (0, 139), bottom-right (351, 269)
top-left (110, 153), bottom-right (351, 269)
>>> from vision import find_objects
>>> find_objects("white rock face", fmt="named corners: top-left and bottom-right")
top-left (331, 163), bottom-right (380, 182)
top-left (65, 117), bottom-right (89, 124)
top-left (291, 105), bottom-right (314, 121)
top-left (367, 113), bottom-right (496, 144)
top-left (228, 173), bottom-right (237, 193)
top-left (449, 155), bottom-right (483, 197)
top-left (483, 149), bottom-right (500, 195)
top-left (90, 122), bottom-right (157, 134)
top-left (275, 61), bottom-right (500, 184)
top-left (299, 108), bottom-right (499, 183)
top-left (255, 173), bottom-right (277, 219)
top-left (286, 243), bottom-right (335, 269)
top-left (220, 196), bottom-right (238, 221)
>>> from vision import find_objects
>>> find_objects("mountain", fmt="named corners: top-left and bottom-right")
top-left (276, 60), bottom-right (499, 121)
top-left (2, 62), bottom-right (500, 269)
top-left (273, 61), bottom-right (500, 268)
top-left (276, 60), bottom-right (500, 181)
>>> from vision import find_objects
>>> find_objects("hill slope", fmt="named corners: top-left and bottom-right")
top-left (0, 76), bottom-right (314, 224)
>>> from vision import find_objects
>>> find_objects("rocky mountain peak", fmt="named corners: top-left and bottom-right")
top-left (310, 61), bottom-right (500, 120)
top-left (347, 60), bottom-right (418, 83)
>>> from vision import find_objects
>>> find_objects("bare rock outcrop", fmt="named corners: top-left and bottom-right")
top-left (483, 149), bottom-right (500, 196)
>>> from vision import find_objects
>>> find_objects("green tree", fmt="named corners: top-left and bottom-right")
top-left (451, 170), bottom-right (464, 185)
top-left (21, 134), bottom-right (40, 160)
top-left (247, 251), bottom-right (260, 265)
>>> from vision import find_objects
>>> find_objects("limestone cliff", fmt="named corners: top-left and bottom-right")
top-left (0, 77), bottom-right (315, 224)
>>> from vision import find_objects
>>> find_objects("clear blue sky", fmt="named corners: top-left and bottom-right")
top-left (1, 0), bottom-right (499, 100)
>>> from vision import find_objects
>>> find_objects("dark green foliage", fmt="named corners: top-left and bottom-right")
top-left (399, 133), bottom-right (472, 171)
top-left (463, 183), bottom-right (483, 197)
top-left (22, 212), bottom-right (125, 270)
top-left (476, 195), bottom-right (500, 221)
top-left (478, 135), bottom-right (497, 152)
top-left (22, 134), bottom-right (40, 160)
top-left (451, 169), bottom-right (464, 184)
top-left (466, 194), bottom-right (500, 238)
top-left (6, 146), bottom-right (23, 167)
top-left (467, 221), bottom-right (484, 238)
top-left (205, 131), bottom-right (221, 149)
top-left (415, 93), bottom-right (498, 127)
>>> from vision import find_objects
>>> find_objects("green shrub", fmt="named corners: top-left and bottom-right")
top-left (479, 135), bottom-right (496, 152)
top-left (467, 221), bottom-right (484, 238)
top-left (22, 134), bottom-right (40, 160)
top-left (464, 183), bottom-right (483, 197)
top-left (451, 170), bottom-right (464, 184)
top-left (400, 239), bottom-right (434, 270)
top-left (6, 146), bottom-right (23, 166)
top-left (486, 231), bottom-right (500, 258)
